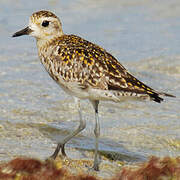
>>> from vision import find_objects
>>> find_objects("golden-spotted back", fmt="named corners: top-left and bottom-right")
top-left (38, 34), bottom-right (174, 103)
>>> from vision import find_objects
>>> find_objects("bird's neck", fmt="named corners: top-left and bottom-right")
top-left (36, 35), bottom-right (60, 49)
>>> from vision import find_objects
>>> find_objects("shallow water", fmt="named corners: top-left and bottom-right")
top-left (0, 0), bottom-right (179, 167)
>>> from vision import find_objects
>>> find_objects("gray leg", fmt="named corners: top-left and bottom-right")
top-left (50, 98), bottom-right (86, 159)
top-left (90, 100), bottom-right (100, 171)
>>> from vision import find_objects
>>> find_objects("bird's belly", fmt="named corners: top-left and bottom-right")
top-left (57, 81), bottom-right (90, 99)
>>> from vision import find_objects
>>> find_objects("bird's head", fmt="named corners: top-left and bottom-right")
top-left (12, 10), bottom-right (63, 41)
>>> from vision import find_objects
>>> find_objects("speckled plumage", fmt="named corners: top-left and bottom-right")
top-left (38, 33), bottom-right (172, 103)
top-left (12, 10), bottom-right (175, 171)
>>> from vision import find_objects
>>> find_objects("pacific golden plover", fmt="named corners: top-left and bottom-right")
top-left (12, 10), bottom-right (175, 171)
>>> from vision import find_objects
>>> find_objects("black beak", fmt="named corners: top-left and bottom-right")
top-left (12, 26), bottom-right (32, 37)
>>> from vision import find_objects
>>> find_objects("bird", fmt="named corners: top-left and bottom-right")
top-left (12, 10), bottom-right (175, 171)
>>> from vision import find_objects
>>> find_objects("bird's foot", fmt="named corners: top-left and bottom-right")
top-left (85, 162), bottom-right (100, 171)
top-left (47, 143), bottom-right (67, 161)
top-left (92, 163), bottom-right (99, 171)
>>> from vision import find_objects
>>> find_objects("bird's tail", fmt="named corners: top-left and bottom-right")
top-left (149, 91), bottom-right (175, 103)
top-left (159, 92), bottom-right (176, 98)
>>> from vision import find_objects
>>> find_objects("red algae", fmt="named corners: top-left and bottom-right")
top-left (114, 156), bottom-right (180, 180)
top-left (0, 156), bottom-right (179, 180)
top-left (9, 158), bottom-right (42, 173)
top-left (0, 158), bottom-right (65, 180)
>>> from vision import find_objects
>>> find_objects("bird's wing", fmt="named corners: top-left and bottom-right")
top-left (52, 34), bottom-right (173, 102)
top-left (61, 35), bottom-right (155, 93)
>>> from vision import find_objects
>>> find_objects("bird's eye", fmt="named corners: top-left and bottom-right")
top-left (42, 20), bottom-right (49, 27)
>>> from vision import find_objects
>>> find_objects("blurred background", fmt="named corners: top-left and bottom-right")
top-left (0, 0), bottom-right (179, 164)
